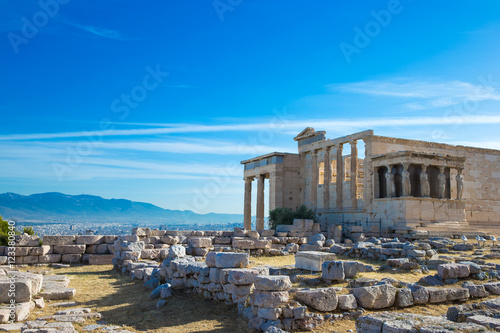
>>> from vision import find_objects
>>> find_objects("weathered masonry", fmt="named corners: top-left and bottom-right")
top-left (241, 128), bottom-right (500, 234)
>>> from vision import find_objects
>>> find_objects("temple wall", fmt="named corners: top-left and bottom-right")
top-left (282, 155), bottom-right (301, 210)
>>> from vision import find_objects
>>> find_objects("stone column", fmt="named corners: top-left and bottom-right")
top-left (311, 150), bottom-right (318, 210)
top-left (322, 146), bottom-right (331, 210)
top-left (438, 166), bottom-right (446, 199)
top-left (456, 168), bottom-right (464, 200)
top-left (402, 163), bottom-right (411, 196)
top-left (243, 177), bottom-right (253, 230)
top-left (256, 175), bottom-right (265, 231)
top-left (350, 140), bottom-right (358, 209)
top-left (385, 165), bottom-right (395, 197)
top-left (420, 164), bottom-right (430, 197)
top-left (299, 152), bottom-right (306, 206)
top-left (336, 144), bottom-right (344, 209)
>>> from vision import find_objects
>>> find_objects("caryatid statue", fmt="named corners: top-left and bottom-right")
top-left (438, 166), bottom-right (446, 199)
top-left (402, 163), bottom-right (411, 196)
top-left (385, 166), bottom-right (395, 197)
top-left (420, 165), bottom-right (430, 197)
top-left (456, 168), bottom-right (464, 200)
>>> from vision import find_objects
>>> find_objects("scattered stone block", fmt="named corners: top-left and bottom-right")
top-left (29, 245), bottom-right (51, 256)
top-left (61, 254), bottom-right (82, 263)
top-left (15, 234), bottom-right (40, 247)
top-left (467, 315), bottom-right (500, 330)
top-left (257, 307), bottom-right (282, 320)
top-left (0, 276), bottom-right (32, 303)
top-left (295, 288), bottom-right (338, 312)
top-left (215, 253), bottom-right (249, 268)
top-left (466, 285), bottom-right (489, 298)
top-left (295, 251), bottom-right (335, 272)
top-left (227, 269), bottom-right (259, 285)
top-left (253, 291), bottom-right (289, 308)
top-left (397, 288), bottom-right (414, 308)
top-left (353, 284), bottom-right (396, 309)
top-left (53, 245), bottom-right (86, 255)
top-left (322, 261), bottom-right (344, 281)
top-left (43, 235), bottom-right (76, 246)
top-left (437, 263), bottom-right (470, 279)
top-left (38, 254), bottom-right (62, 263)
top-left (189, 237), bottom-right (212, 248)
top-left (254, 276), bottom-right (291, 291)
top-left (483, 282), bottom-right (500, 295)
top-left (338, 294), bottom-right (357, 310)
top-left (88, 254), bottom-right (114, 265)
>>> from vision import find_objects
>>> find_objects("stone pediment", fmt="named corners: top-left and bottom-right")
top-left (294, 127), bottom-right (324, 141)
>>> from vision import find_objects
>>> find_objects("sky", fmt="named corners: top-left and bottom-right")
top-left (1, 0), bottom-right (500, 215)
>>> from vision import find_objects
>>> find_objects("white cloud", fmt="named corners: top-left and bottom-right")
top-left (330, 79), bottom-right (500, 110)
top-left (3, 114), bottom-right (500, 142)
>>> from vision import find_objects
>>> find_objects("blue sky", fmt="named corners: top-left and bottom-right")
top-left (1, 0), bottom-right (500, 215)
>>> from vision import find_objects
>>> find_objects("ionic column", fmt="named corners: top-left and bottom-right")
top-left (385, 165), bottom-right (395, 197)
top-left (256, 175), bottom-right (265, 231)
top-left (456, 168), bottom-right (464, 200)
top-left (299, 152), bottom-right (307, 206)
top-left (243, 177), bottom-right (253, 230)
top-left (322, 146), bottom-right (331, 210)
top-left (350, 140), bottom-right (358, 209)
top-left (336, 144), bottom-right (344, 209)
top-left (311, 150), bottom-right (318, 209)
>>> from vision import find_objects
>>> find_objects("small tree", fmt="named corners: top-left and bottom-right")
top-left (295, 204), bottom-right (318, 221)
top-left (0, 215), bottom-right (10, 246)
top-left (23, 226), bottom-right (36, 236)
top-left (268, 204), bottom-right (317, 230)
top-left (268, 207), bottom-right (295, 230)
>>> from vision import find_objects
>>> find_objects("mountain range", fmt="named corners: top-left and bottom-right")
top-left (0, 192), bottom-right (243, 224)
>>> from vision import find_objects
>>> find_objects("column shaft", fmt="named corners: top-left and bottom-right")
top-left (256, 175), bottom-right (265, 231)
top-left (336, 144), bottom-right (344, 209)
top-left (299, 152), bottom-right (306, 206)
top-left (350, 141), bottom-right (358, 209)
top-left (322, 147), bottom-right (330, 210)
top-left (243, 178), bottom-right (252, 230)
top-left (311, 151), bottom-right (318, 210)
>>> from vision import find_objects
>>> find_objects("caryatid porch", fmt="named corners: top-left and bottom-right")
top-left (370, 151), bottom-right (467, 227)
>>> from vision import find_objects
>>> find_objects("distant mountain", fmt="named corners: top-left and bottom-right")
top-left (0, 192), bottom-right (243, 224)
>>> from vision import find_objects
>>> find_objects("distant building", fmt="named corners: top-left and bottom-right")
top-left (241, 128), bottom-right (500, 235)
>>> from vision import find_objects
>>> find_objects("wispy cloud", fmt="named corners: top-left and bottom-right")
top-left (330, 79), bottom-right (500, 110)
top-left (0, 141), bottom-right (242, 181)
top-left (96, 140), bottom-right (290, 155)
top-left (59, 18), bottom-right (135, 41)
top-left (3, 115), bottom-right (500, 142)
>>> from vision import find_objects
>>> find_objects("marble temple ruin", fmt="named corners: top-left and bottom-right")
top-left (241, 128), bottom-right (500, 236)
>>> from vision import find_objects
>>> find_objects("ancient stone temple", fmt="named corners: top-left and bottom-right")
top-left (241, 128), bottom-right (500, 235)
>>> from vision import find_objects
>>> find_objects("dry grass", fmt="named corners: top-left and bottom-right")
top-left (250, 255), bottom-right (296, 267)
top-left (25, 265), bottom-right (251, 333)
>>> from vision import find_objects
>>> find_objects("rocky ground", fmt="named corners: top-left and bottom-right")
top-left (5, 236), bottom-right (500, 332)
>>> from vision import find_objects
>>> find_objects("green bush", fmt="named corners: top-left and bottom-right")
top-left (23, 226), bottom-right (36, 236)
top-left (268, 204), bottom-right (317, 230)
top-left (0, 215), bottom-right (12, 246)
